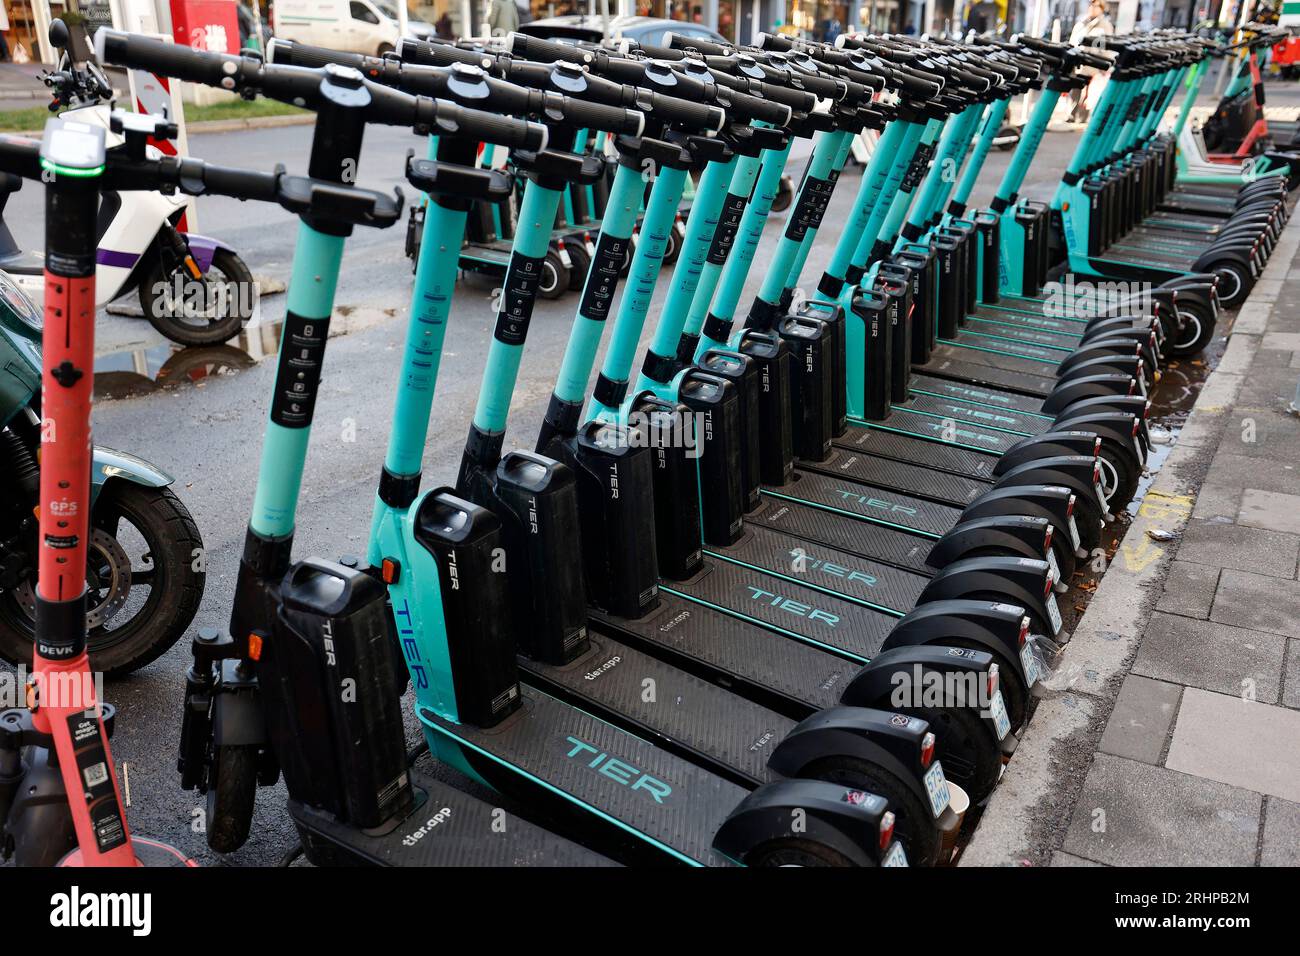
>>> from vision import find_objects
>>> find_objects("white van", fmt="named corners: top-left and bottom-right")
top-left (272, 0), bottom-right (435, 57)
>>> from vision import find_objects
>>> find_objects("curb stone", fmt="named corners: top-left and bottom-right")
top-left (959, 215), bottom-right (1299, 867)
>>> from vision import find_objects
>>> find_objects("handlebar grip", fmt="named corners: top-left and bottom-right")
top-left (398, 36), bottom-right (496, 70)
top-left (719, 86), bottom-right (792, 126)
top-left (666, 32), bottom-right (733, 56)
top-left (420, 99), bottom-right (549, 151)
top-left (0, 134), bottom-right (42, 180)
top-left (549, 93), bottom-right (645, 136)
top-left (185, 158), bottom-right (283, 202)
top-left (639, 90), bottom-right (726, 132)
top-left (890, 64), bottom-right (944, 99)
top-left (96, 28), bottom-right (240, 89)
top-left (756, 32), bottom-right (799, 52)
top-left (506, 32), bottom-right (592, 65)
top-left (267, 37), bottom-right (367, 70)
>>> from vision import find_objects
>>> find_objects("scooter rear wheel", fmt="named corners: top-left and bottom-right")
top-left (743, 838), bottom-right (862, 867)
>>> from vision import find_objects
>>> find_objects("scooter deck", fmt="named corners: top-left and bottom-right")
top-left (890, 393), bottom-right (1050, 437)
top-left (706, 523), bottom-right (928, 610)
top-left (762, 468), bottom-right (965, 536)
top-left (664, 552), bottom-right (897, 654)
top-left (969, 303), bottom-right (1095, 332)
top-left (747, 496), bottom-right (938, 575)
top-left (907, 372), bottom-right (1049, 416)
top-left (520, 633), bottom-right (794, 787)
top-left (958, 316), bottom-right (1086, 352)
top-left (419, 688), bottom-right (744, 866)
top-left (794, 445), bottom-right (993, 507)
top-left (832, 423), bottom-right (1000, 480)
top-left (841, 408), bottom-right (1026, 454)
top-left (588, 586), bottom-right (852, 719)
top-left (941, 331), bottom-right (1069, 366)
top-left (920, 353), bottom-right (1060, 398)
top-left (288, 759), bottom-right (617, 866)
top-left (932, 338), bottom-right (1060, 377)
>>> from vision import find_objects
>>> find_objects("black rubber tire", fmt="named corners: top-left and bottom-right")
top-left (802, 755), bottom-right (942, 866)
top-left (744, 838), bottom-right (863, 867)
top-left (565, 241), bottom-right (591, 292)
top-left (1166, 305), bottom-right (1218, 358)
top-left (140, 247), bottom-right (255, 346)
top-left (537, 247), bottom-right (570, 300)
top-left (205, 743), bottom-right (258, 853)
top-left (891, 692), bottom-right (1002, 803)
top-left (1097, 436), bottom-right (1141, 512)
top-left (1205, 259), bottom-right (1253, 308)
top-left (0, 482), bottom-right (205, 678)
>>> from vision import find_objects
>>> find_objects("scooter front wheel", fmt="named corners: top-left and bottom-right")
top-left (206, 742), bottom-right (258, 854)
top-left (138, 247), bottom-right (256, 347)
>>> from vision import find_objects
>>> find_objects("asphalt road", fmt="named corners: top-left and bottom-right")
top-left (3, 118), bottom-right (1080, 866)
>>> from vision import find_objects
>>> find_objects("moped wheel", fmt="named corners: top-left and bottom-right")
top-left (139, 248), bottom-right (255, 346)
top-left (0, 482), bottom-right (205, 677)
top-left (206, 743), bottom-right (258, 854)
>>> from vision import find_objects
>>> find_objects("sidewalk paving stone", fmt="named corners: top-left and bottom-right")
top-left (1097, 675), bottom-right (1182, 764)
top-left (1236, 488), bottom-right (1300, 536)
top-left (1260, 797), bottom-right (1300, 866)
top-left (1165, 689), bottom-right (1300, 804)
top-left (1131, 613), bottom-right (1285, 704)
top-left (1061, 754), bottom-right (1261, 867)
top-left (1210, 568), bottom-right (1300, 637)
top-left (1176, 519), bottom-right (1300, 579)
top-left (1204, 452), bottom-right (1300, 499)
top-left (1155, 561), bottom-right (1220, 619)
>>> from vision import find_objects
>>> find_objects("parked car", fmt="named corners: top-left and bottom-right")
top-left (272, 0), bottom-right (435, 57)
top-left (517, 14), bottom-right (727, 48)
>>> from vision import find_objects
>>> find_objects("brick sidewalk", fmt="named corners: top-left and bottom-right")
top-left (963, 209), bottom-right (1300, 868)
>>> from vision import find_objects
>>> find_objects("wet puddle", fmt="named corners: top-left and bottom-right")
top-left (93, 323), bottom-right (286, 400)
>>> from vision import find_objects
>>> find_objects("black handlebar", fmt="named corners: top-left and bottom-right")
top-left (95, 28), bottom-right (549, 151)
top-left (268, 38), bottom-right (644, 136)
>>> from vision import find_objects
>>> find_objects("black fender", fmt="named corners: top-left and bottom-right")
top-left (1056, 340), bottom-right (1146, 383)
top-left (1055, 395), bottom-right (1150, 441)
top-left (211, 660), bottom-right (269, 747)
top-left (1051, 411), bottom-right (1146, 462)
top-left (767, 707), bottom-right (932, 812)
top-left (881, 599), bottom-right (1033, 718)
top-left (964, 484), bottom-right (1081, 567)
top-left (996, 431), bottom-right (1102, 471)
top-left (1055, 354), bottom-right (1145, 387)
top-left (839, 644), bottom-right (1013, 759)
top-left (921, 556), bottom-right (1062, 638)
top-left (713, 778), bottom-right (893, 866)
top-left (925, 514), bottom-right (1054, 570)
top-left (1040, 374), bottom-right (1137, 415)
top-left (1194, 245), bottom-right (1257, 273)
top-left (992, 454), bottom-right (1106, 526)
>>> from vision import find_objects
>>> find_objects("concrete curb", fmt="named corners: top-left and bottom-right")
top-left (959, 214), bottom-right (1300, 867)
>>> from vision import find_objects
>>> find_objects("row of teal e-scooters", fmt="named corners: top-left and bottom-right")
top-left (1, 21), bottom-right (1284, 868)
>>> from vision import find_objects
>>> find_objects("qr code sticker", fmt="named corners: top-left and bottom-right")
top-left (83, 762), bottom-right (109, 789)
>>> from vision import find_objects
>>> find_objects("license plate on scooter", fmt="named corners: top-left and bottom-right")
top-left (1046, 547), bottom-right (1060, 582)
top-left (1068, 514), bottom-right (1081, 552)
top-left (989, 689), bottom-right (1011, 740)
top-left (1046, 591), bottom-right (1063, 634)
top-left (1020, 640), bottom-right (1040, 687)
top-left (924, 761), bottom-right (951, 818)
top-left (882, 842), bottom-right (909, 867)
